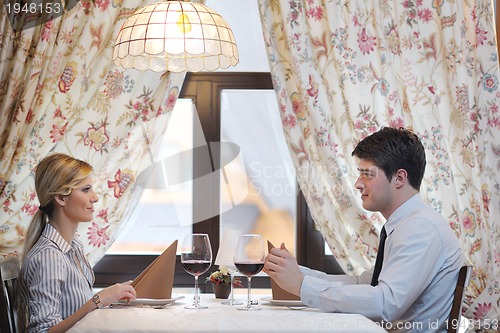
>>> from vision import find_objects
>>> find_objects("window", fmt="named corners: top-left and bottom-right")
top-left (107, 100), bottom-right (195, 255)
top-left (94, 1), bottom-right (343, 288)
top-left (106, 85), bottom-right (298, 257)
top-left (219, 89), bottom-right (297, 255)
top-left (94, 73), bottom-right (299, 289)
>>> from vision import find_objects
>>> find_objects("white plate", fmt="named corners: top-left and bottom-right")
top-left (261, 297), bottom-right (305, 307)
top-left (115, 295), bottom-right (185, 306)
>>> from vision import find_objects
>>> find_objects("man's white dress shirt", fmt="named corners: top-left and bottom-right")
top-left (300, 194), bottom-right (463, 332)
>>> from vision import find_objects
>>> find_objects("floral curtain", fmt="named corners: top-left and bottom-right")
top-left (0, 0), bottom-right (186, 277)
top-left (259, 0), bottom-right (499, 329)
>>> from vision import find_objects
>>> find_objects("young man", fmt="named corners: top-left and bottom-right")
top-left (264, 127), bottom-right (463, 332)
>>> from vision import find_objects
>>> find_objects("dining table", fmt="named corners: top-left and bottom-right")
top-left (68, 290), bottom-right (387, 333)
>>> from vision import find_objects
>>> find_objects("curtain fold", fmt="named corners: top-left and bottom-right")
top-left (259, 0), bottom-right (499, 328)
top-left (0, 1), bottom-right (186, 272)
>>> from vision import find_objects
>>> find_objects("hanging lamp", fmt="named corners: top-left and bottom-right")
top-left (113, 1), bottom-right (239, 72)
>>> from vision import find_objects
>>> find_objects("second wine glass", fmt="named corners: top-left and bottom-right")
top-left (234, 234), bottom-right (265, 311)
top-left (181, 234), bottom-right (212, 309)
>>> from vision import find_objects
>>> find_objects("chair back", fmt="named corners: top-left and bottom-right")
top-left (0, 268), bottom-right (17, 333)
top-left (447, 265), bottom-right (472, 333)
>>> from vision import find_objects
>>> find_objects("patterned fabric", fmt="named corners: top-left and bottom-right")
top-left (0, 1), bottom-right (186, 269)
top-left (258, 0), bottom-right (499, 330)
top-left (22, 224), bottom-right (94, 333)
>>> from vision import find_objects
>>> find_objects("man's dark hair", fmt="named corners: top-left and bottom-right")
top-left (352, 127), bottom-right (426, 190)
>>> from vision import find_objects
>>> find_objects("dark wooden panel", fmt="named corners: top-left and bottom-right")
top-left (296, 190), bottom-right (344, 274)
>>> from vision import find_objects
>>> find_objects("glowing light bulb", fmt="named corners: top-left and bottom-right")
top-left (177, 13), bottom-right (191, 34)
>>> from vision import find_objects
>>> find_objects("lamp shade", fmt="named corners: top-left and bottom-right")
top-left (113, 1), bottom-right (239, 72)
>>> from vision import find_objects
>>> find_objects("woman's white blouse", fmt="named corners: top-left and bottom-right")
top-left (22, 223), bottom-right (94, 333)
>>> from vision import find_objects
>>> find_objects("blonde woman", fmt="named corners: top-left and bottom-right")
top-left (18, 153), bottom-right (136, 333)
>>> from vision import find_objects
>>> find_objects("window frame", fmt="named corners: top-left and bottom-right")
top-left (94, 72), bottom-right (342, 290)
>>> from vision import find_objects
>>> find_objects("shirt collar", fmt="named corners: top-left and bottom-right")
top-left (42, 223), bottom-right (83, 253)
top-left (384, 193), bottom-right (422, 235)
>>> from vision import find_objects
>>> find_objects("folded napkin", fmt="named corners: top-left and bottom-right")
top-left (131, 240), bottom-right (177, 299)
top-left (267, 241), bottom-right (300, 301)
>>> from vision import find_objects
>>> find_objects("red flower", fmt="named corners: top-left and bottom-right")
top-left (165, 89), bottom-right (178, 111)
top-left (475, 24), bottom-right (488, 46)
top-left (389, 117), bottom-right (405, 129)
top-left (306, 75), bottom-right (318, 99)
top-left (95, 0), bottom-right (110, 11)
top-left (53, 106), bottom-right (67, 120)
top-left (357, 28), bottom-right (377, 55)
top-left (417, 8), bottom-right (432, 22)
top-left (96, 208), bottom-right (109, 223)
top-left (41, 20), bottom-right (52, 41)
top-left (352, 14), bottom-right (360, 27)
top-left (87, 221), bottom-right (110, 247)
top-left (25, 108), bottom-right (34, 123)
top-left (306, 6), bottom-right (323, 20)
top-left (50, 123), bottom-right (68, 143)
top-left (107, 169), bottom-right (133, 198)
top-left (22, 204), bottom-right (39, 216)
top-left (283, 114), bottom-right (297, 129)
top-left (472, 303), bottom-right (492, 320)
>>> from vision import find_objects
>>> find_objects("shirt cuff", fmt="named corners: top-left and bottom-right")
top-left (300, 275), bottom-right (332, 308)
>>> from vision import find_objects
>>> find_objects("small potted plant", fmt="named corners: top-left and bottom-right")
top-left (206, 266), bottom-right (242, 299)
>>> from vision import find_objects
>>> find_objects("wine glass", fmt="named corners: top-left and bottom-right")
top-left (181, 234), bottom-right (212, 309)
top-left (234, 234), bottom-right (265, 311)
top-left (216, 229), bottom-right (243, 305)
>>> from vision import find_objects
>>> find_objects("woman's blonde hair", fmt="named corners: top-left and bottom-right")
top-left (22, 153), bottom-right (93, 259)
top-left (17, 153), bottom-right (93, 332)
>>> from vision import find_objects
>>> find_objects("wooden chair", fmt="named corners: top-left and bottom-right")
top-left (0, 268), bottom-right (17, 333)
top-left (447, 265), bottom-right (472, 333)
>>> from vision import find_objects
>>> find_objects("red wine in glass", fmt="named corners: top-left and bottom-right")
top-left (181, 234), bottom-right (212, 309)
top-left (234, 234), bottom-right (265, 311)
top-left (234, 262), bottom-right (264, 277)
top-left (182, 260), bottom-right (211, 276)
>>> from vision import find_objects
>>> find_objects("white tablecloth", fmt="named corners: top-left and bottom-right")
top-left (68, 293), bottom-right (386, 333)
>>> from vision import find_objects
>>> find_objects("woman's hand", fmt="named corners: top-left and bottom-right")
top-left (96, 281), bottom-right (137, 306)
top-left (48, 282), bottom-right (137, 333)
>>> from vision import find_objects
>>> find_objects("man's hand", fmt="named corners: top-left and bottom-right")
top-left (263, 243), bottom-right (304, 296)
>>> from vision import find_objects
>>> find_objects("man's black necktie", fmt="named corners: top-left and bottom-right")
top-left (371, 226), bottom-right (387, 286)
